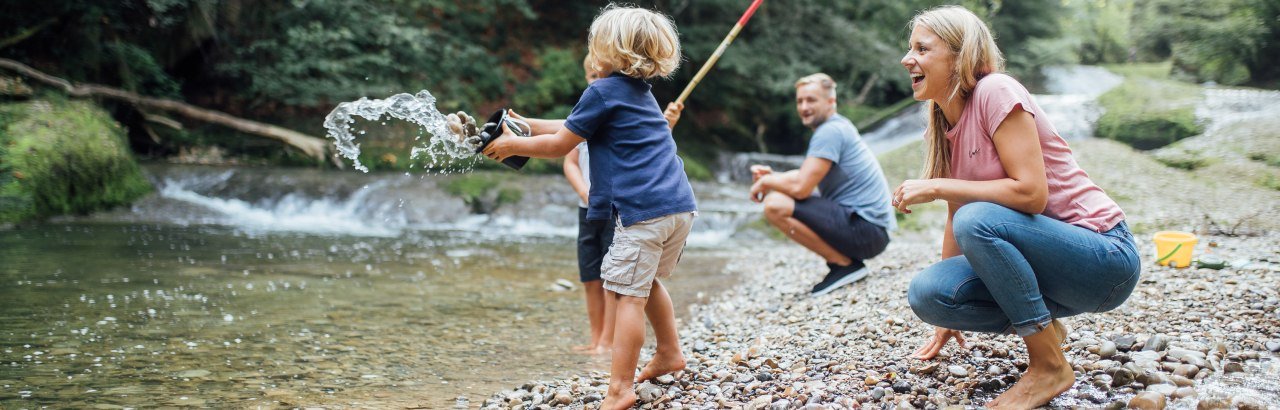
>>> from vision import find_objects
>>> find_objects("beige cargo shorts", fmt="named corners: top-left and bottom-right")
top-left (600, 212), bottom-right (695, 298)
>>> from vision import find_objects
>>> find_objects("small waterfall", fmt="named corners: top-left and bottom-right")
top-left (323, 90), bottom-right (475, 172)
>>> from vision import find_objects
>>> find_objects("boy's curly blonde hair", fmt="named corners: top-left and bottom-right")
top-left (587, 5), bottom-right (681, 79)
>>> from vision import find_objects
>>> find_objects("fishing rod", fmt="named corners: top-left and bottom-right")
top-left (674, 0), bottom-right (765, 106)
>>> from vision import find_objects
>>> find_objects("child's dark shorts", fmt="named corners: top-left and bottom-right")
top-left (577, 207), bottom-right (616, 283)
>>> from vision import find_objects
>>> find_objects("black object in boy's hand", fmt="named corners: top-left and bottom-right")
top-left (475, 108), bottom-right (532, 170)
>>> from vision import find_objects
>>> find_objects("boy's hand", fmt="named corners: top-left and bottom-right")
top-left (663, 102), bottom-right (684, 127)
top-left (482, 122), bottom-right (519, 162)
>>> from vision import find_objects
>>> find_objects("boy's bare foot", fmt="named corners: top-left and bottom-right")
top-left (600, 388), bottom-right (637, 410)
top-left (573, 344), bottom-right (611, 355)
top-left (635, 352), bottom-right (686, 382)
top-left (985, 361), bottom-right (1074, 409)
top-left (1050, 319), bottom-right (1071, 346)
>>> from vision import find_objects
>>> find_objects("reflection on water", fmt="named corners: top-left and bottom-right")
top-left (0, 223), bottom-right (734, 408)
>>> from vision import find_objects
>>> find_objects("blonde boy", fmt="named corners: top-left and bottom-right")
top-left (484, 6), bottom-right (694, 408)
top-left (565, 53), bottom-right (684, 355)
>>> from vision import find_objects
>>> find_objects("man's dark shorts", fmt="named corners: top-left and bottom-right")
top-left (577, 207), bottom-right (616, 283)
top-left (792, 195), bottom-right (890, 263)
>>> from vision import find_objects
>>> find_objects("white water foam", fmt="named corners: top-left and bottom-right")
top-left (323, 90), bottom-right (474, 172)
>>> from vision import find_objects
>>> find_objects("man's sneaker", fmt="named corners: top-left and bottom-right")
top-left (811, 263), bottom-right (869, 296)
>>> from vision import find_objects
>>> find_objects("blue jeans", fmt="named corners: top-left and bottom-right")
top-left (907, 202), bottom-right (1140, 337)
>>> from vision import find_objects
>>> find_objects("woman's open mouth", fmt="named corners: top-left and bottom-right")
top-left (911, 73), bottom-right (925, 87)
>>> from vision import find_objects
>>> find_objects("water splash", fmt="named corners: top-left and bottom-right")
top-left (323, 90), bottom-right (475, 172)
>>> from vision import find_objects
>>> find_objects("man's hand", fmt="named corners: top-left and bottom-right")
top-left (892, 178), bottom-right (941, 214)
top-left (749, 164), bottom-right (773, 183)
top-left (481, 122), bottom-right (519, 162)
top-left (913, 327), bottom-right (968, 360)
top-left (663, 102), bottom-right (684, 127)
top-left (749, 175), bottom-right (771, 203)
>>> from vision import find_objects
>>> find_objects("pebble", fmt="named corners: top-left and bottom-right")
top-left (1265, 341), bottom-right (1280, 353)
top-left (1098, 340), bottom-right (1118, 358)
top-left (480, 234), bottom-right (1280, 408)
top-left (1233, 396), bottom-right (1266, 410)
top-left (1127, 391), bottom-right (1166, 409)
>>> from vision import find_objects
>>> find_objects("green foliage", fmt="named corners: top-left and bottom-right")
top-left (0, 100), bottom-right (152, 223)
top-left (1131, 0), bottom-right (1270, 85)
top-left (443, 173), bottom-right (524, 214)
top-left (1155, 155), bottom-right (1211, 171)
top-left (512, 48), bottom-right (586, 119)
top-left (1096, 79), bottom-right (1203, 150)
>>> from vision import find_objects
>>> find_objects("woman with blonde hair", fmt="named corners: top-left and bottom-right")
top-left (893, 6), bottom-right (1140, 408)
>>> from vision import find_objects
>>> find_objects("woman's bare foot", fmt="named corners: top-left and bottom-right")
top-left (635, 352), bottom-right (686, 382)
top-left (600, 388), bottom-right (637, 410)
top-left (986, 361), bottom-right (1075, 409)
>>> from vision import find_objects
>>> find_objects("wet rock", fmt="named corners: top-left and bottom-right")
top-left (175, 369), bottom-right (211, 379)
top-left (636, 382), bottom-right (663, 403)
top-left (1265, 341), bottom-right (1280, 353)
top-left (1232, 396), bottom-right (1266, 410)
top-left (1223, 362), bottom-right (1244, 373)
top-left (1127, 391), bottom-right (1166, 409)
top-left (1143, 335), bottom-right (1170, 352)
top-left (1171, 387), bottom-right (1195, 399)
top-left (1146, 383), bottom-right (1176, 396)
top-left (1173, 364), bottom-right (1199, 378)
top-left (1196, 393), bottom-right (1231, 410)
top-left (746, 395), bottom-right (773, 410)
top-left (1099, 340), bottom-right (1118, 358)
top-left (1115, 335), bottom-right (1138, 351)
top-left (1108, 368), bottom-right (1136, 387)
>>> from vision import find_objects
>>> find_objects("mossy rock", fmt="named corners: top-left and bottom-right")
top-left (0, 99), bottom-right (152, 223)
top-left (1096, 78), bottom-right (1204, 150)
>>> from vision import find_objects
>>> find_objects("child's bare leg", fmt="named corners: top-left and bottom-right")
top-left (600, 288), bottom-right (616, 350)
top-left (574, 280), bottom-right (607, 353)
top-left (602, 293), bottom-right (646, 410)
top-left (637, 279), bottom-right (685, 382)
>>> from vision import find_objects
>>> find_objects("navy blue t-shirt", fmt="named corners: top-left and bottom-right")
top-left (564, 73), bottom-right (697, 226)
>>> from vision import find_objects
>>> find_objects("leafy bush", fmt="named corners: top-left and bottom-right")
top-left (0, 100), bottom-right (152, 223)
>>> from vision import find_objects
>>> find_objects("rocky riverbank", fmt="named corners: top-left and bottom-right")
top-left (481, 231), bottom-right (1278, 409)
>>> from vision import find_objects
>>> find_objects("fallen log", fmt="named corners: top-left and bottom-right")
top-left (0, 58), bottom-right (336, 166)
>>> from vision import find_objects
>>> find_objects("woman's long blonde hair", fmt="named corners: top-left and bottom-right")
top-left (911, 6), bottom-right (1005, 179)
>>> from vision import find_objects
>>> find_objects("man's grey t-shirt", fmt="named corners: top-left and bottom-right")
top-left (805, 114), bottom-right (897, 231)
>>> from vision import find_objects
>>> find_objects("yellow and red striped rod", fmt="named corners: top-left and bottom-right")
top-left (674, 0), bottom-right (765, 106)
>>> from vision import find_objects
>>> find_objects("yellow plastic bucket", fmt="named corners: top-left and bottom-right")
top-left (1153, 231), bottom-right (1197, 268)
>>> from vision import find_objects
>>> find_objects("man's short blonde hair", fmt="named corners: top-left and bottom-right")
top-left (587, 5), bottom-right (681, 79)
top-left (795, 73), bottom-right (838, 99)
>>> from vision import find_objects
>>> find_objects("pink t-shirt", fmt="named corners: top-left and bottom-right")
top-left (946, 73), bottom-right (1125, 232)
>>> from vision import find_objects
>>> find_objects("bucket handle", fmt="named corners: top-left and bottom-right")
top-left (1156, 243), bottom-right (1183, 265)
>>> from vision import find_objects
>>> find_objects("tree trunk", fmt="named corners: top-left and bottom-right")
top-left (0, 58), bottom-right (334, 166)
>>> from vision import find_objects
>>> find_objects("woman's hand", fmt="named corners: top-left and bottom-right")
top-left (913, 327), bottom-right (968, 360)
top-left (749, 175), bottom-right (771, 203)
top-left (481, 122), bottom-right (518, 161)
top-left (892, 179), bottom-right (941, 214)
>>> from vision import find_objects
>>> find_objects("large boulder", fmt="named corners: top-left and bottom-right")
top-left (0, 100), bottom-right (151, 224)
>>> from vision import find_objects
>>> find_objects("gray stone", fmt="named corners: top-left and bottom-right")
top-left (1099, 340), bottom-right (1118, 358)
top-left (1108, 368), bottom-right (1135, 387)
top-left (1115, 335), bottom-right (1138, 351)
top-left (871, 387), bottom-right (887, 400)
top-left (891, 381), bottom-right (911, 393)
top-left (1265, 341), bottom-right (1280, 353)
top-left (947, 365), bottom-right (969, 377)
top-left (1144, 335), bottom-right (1170, 352)
top-left (746, 395), bottom-right (773, 410)
top-left (770, 399), bottom-right (791, 410)
top-left (1167, 349), bottom-right (1206, 363)
top-left (636, 382), bottom-right (663, 403)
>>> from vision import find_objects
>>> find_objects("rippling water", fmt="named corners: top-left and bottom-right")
top-left (0, 223), bottom-right (739, 408)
